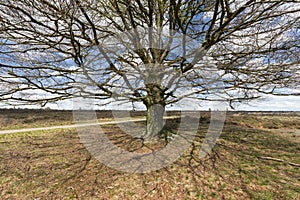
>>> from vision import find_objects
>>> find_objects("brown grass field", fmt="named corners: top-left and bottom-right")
top-left (0, 109), bottom-right (299, 199)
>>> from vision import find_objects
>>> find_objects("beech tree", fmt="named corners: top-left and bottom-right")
top-left (0, 0), bottom-right (299, 139)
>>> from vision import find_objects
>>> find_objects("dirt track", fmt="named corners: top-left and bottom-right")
top-left (0, 116), bottom-right (179, 135)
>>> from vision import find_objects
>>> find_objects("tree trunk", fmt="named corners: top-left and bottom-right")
top-left (144, 103), bottom-right (165, 140)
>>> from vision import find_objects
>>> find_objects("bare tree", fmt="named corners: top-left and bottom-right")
top-left (0, 0), bottom-right (299, 139)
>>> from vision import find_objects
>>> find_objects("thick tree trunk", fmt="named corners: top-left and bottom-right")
top-left (144, 104), bottom-right (165, 140)
top-left (142, 78), bottom-right (166, 141)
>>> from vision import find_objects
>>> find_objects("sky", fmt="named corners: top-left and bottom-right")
top-left (4, 94), bottom-right (297, 111)
top-left (1, 2), bottom-right (299, 112)
top-left (235, 95), bottom-right (300, 111)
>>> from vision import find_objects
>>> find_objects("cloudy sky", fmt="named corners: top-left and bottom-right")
top-left (38, 94), bottom-right (298, 111)
top-left (235, 95), bottom-right (300, 111)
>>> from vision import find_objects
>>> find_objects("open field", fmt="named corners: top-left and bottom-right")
top-left (0, 110), bottom-right (299, 199)
top-left (0, 109), bottom-right (146, 130)
top-left (0, 109), bottom-right (182, 131)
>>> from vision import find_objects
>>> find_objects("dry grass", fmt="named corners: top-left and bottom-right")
top-left (0, 110), bottom-right (299, 199)
top-left (0, 109), bottom-right (74, 130)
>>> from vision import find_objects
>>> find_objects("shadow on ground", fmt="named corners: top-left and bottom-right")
top-left (0, 113), bottom-right (299, 199)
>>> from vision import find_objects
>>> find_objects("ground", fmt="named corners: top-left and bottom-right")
top-left (0, 110), bottom-right (299, 199)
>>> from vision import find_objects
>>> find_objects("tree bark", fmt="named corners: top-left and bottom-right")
top-left (144, 103), bottom-right (165, 140)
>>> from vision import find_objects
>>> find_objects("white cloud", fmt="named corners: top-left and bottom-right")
top-left (236, 95), bottom-right (300, 111)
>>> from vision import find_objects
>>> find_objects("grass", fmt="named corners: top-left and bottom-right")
top-left (0, 111), bottom-right (299, 199)
top-left (0, 109), bottom-right (151, 130)
top-left (0, 109), bottom-right (74, 130)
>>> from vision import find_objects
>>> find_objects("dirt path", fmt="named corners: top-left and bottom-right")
top-left (0, 116), bottom-right (179, 135)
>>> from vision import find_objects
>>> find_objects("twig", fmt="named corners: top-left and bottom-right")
top-left (143, 184), bottom-right (157, 198)
top-left (258, 156), bottom-right (300, 167)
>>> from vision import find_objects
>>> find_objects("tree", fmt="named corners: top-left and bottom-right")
top-left (0, 0), bottom-right (299, 140)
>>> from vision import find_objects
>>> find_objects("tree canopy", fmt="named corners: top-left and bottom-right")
top-left (0, 0), bottom-right (299, 137)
